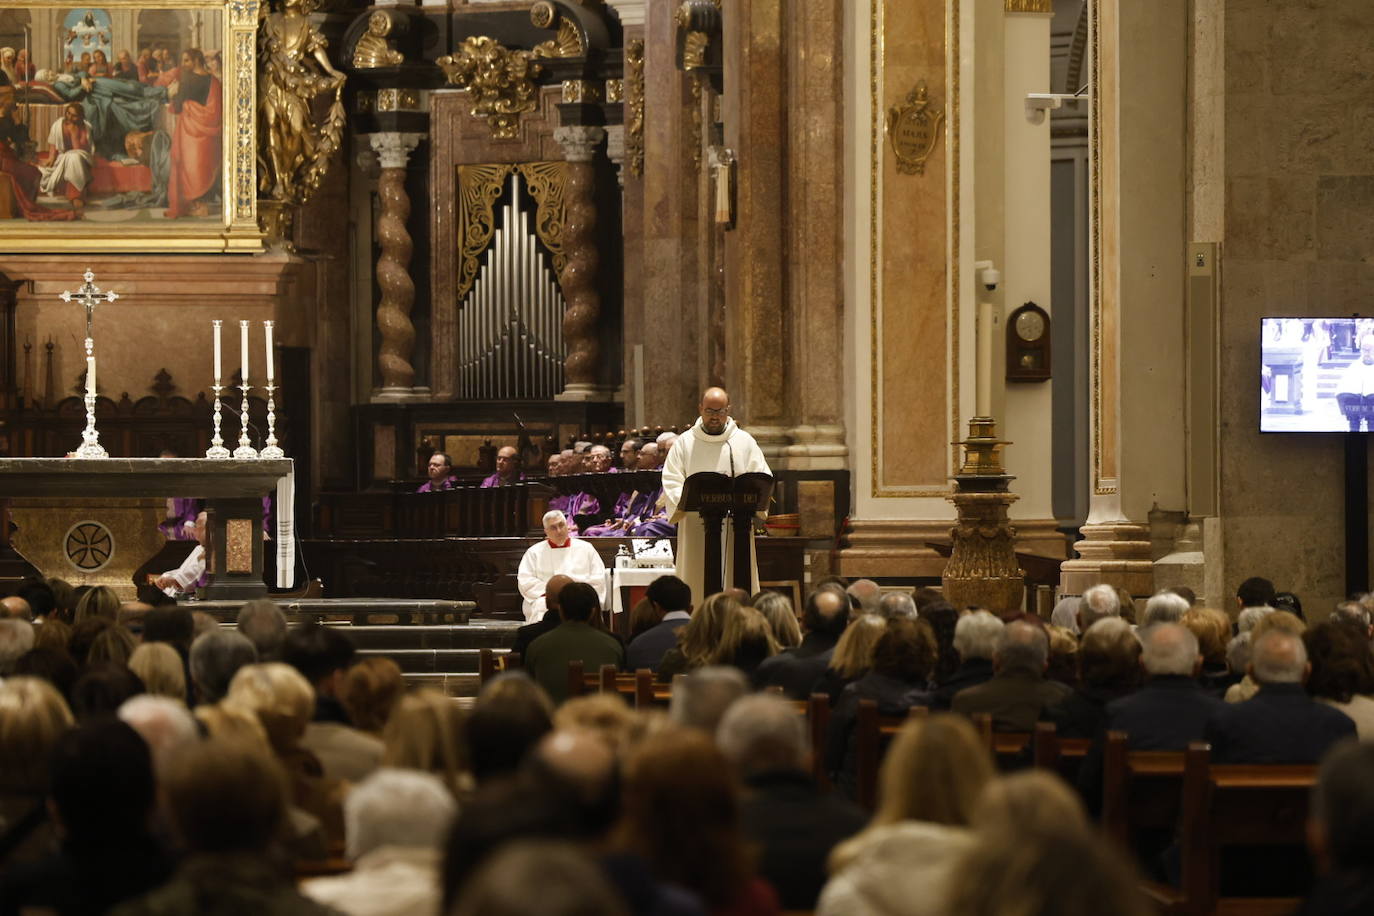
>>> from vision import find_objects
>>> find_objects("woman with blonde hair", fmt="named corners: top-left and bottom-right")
top-left (709, 605), bottom-right (780, 675)
top-left (383, 688), bottom-right (471, 798)
top-left (819, 714), bottom-right (993, 916)
top-left (554, 692), bottom-right (637, 755)
top-left (752, 590), bottom-right (801, 649)
top-left (73, 585), bottom-right (119, 624)
top-left (0, 677), bottom-right (73, 865)
top-left (194, 701), bottom-right (271, 752)
top-left (814, 615), bottom-right (887, 703)
top-left (227, 662), bottom-right (345, 847)
top-left (127, 642), bottom-right (187, 702)
top-left (657, 591), bottom-right (741, 680)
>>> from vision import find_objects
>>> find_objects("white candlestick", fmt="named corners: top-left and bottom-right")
top-left (976, 300), bottom-right (994, 418)
top-left (264, 320), bottom-right (274, 381)
top-left (86, 354), bottom-right (95, 395)
top-left (239, 319), bottom-right (250, 382)
top-left (212, 319), bottom-right (222, 382)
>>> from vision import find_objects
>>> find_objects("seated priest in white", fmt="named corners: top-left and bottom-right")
top-left (517, 509), bottom-right (608, 623)
top-left (154, 511), bottom-right (208, 597)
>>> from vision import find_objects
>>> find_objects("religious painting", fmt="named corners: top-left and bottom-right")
top-left (0, 1), bottom-right (260, 253)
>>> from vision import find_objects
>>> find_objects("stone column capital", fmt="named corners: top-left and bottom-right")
top-left (367, 132), bottom-right (424, 169)
top-left (554, 125), bottom-right (606, 163)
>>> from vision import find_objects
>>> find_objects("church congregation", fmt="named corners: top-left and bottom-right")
top-left (4, 573), bottom-right (1374, 915)
top-left (4, 0), bottom-right (1374, 913)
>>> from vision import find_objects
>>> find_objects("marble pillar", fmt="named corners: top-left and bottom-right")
top-left (552, 125), bottom-right (608, 401)
top-left (368, 131), bottom-right (424, 402)
top-left (1059, 0), bottom-right (1187, 599)
top-left (607, 3), bottom-right (647, 423)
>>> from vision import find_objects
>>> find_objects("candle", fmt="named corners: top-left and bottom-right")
top-left (86, 354), bottom-right (95, 396)
top-left (212, 319), bottom-right (222, 382)
top-left (264, 320), bottom-right (274, 381)
top-left (239, 319), bottom-right (249, 383)
top-left (977, 300), bottom-right (994, 418)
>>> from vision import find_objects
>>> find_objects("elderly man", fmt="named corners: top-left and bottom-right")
top-left (188, 629), bottom-right (258, 703)
top-left (951, 620), bottom-right (1071, 731)
top-left (846, 579), bottom-right (882, 618)
top-left (585, 444), bottom-right (613, 473)
top-left (1105, 623), bottom-right (1223, 749)
top-left (302, 769), bottom-right (456, 916)
top-left (1204, 629), bottom-right (1355, 763)
top-left (480, 446), bottom-right (525, 487)
top-left (0, 618), bottom-right (34, 674)
top-left (655, 431), bottom-right (677, 467)
top-left (718, 694), bottom-right (868, 912)
top-left (1078, 583), bottom-right (1122, 631)
top-left (662, 387), bottom-right (772, 600)
top-left (932, 609), bottom-right (1004, 708)
top-left (753, 585), bottom-right (849, 699)
top-left (1, 595), bottom-right (32, 620)
top-left (1141, 589), bottom-right (1190, 627)
top-left (516, 510), bottom-right (608, 623)
top-left (877, 591), bottom-right (917, 620)
top-left (417, 452), bottom-right (457, 493)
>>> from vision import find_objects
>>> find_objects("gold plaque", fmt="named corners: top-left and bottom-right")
top-left (885, 82), bottom-right (945, 176)
top-left (226, 519), bottom-right (254, 574)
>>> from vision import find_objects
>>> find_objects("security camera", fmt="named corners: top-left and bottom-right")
top-left (980, 267), bottom-right (1000, 291)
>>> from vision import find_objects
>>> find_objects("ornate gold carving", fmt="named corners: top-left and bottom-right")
top-left (681, 31), bottom-right (709, 70)
top-left (604, 79), bottom-right (624, 103)
top-left (225, 519), bottom-right (254, 574)
top-left (689, 74), bottom-right (704, 168)
top-left (228, 0), bottom-right (261, 27)
top-left (626, 40), bottom-right (645, 177)
top-left (1004, 0), bottom-right (1053, 11)
top-left (376, 89), bottom-right (421, 112)
top-left (886, 82), bottom-right (944, 176)
top-left (561, 79), bottom-right (600, 103)
top-left (532, 11), bottom-right (585, 59)
top-left (456, 162), bottom-right (568, 305)
top-left (438, 37), bottom-right (544, 140)
top-left (233, 29), bottom-right (258, 225)
top-left (354, 11), bottom-right (404, 68)
top-left (258, 0), bottom-right (347, 209)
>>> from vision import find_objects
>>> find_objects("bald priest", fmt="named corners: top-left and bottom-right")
top-left (516, 509), bottom-right (608, 622)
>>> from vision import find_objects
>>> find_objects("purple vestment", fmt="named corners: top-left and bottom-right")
top-left (479, 472), bottom-right (527, 488)
top-left (417, 476), bottom-right (458, 493)
top-left (158, 497), bottom-right (202, 540)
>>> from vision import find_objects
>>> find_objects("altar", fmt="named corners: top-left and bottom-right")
top-left (0, 458), bottom-right (294, 600)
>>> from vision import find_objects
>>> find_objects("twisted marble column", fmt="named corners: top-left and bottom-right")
top-left (553, 125), bottom-right (605, 399)
top-left (369, 132), bottom-right (423, 398)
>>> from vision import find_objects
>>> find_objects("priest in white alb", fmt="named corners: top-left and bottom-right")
top-left (517, 509), bottom-right (608, 622)
top-left (661, 387), bottom-right (772, 603)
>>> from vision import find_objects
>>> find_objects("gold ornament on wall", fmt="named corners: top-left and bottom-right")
top-left (456, 162), bottom-right (568, 305)
top-left (353, 11), bottom-right (404, 68)
top-left (438, 37), bottom-right (544, 140)
top-left (531, 2), bottom-right (586, 59)
top-left (626, 39), bottom-right (646, 177)
top-left (885, 82), bottom-right (944, 176)
top-left (258, 0), bottom-right (348, 239)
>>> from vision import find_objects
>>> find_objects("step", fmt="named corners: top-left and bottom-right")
top-left (355, 647), bottom-right (507, 675)
top-left (402, 672), bottom-right (481, 702)
top-left (340, 622), bottom-right (519, 651)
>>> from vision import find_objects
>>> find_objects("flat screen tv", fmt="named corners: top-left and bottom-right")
top-left (1261, 317), bottom-right (1374, 432)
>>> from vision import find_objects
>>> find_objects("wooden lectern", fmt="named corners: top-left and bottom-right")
top-left (679, 471), bottom-right (774, 595)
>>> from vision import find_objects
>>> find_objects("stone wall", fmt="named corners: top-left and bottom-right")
top-left (1218, 0), bottom-right (1374, 610)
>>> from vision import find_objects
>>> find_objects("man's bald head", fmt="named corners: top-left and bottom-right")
top-left (802, 586), bottom-right (848, 639)
top-left (1, 596), bottom-right (32, 621)
top-left (637, 442), bottom-right (660, 470)
top-left (700, 388), bottom-right (731, 435)
top-left (545, 574), bottom-right (574, 615)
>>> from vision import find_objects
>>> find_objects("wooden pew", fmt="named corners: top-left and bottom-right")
top-left (1172, 743), bottom-right (1316, 916)
top-left (854, 700), bottom-right (929, 810)
top-left (1032, 721), bottom-right (1092, 782)
top-left (1101, 731), bottom-right (1187, 855)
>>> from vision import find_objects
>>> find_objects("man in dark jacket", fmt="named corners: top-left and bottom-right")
top-left (932, 610), bottom-right (1003, 709)
top-left (1205, 629), bottom-right (1355, 764)
top-left (512, 574), bottom-right (573, 660)
top-left (626, 575), bottom-right (693, 671)
top-left (952, 620), bottom-right (1070, 731)
top-left (752, 585), bottom-right (849, 699)
top-left (1106, 622), bottom-right (1224, 749)
top-left (718, 694), bottom-right (867, 911)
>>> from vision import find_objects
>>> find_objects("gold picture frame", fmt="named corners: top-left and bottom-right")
top-left (0, 0), bottom-right (260, 253)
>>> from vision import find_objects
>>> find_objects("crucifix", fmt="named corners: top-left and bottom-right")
top-left (59, 269), bottom-right (118, 459)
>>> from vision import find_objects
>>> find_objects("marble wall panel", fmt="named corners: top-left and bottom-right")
top-left (874, 0), bottom-right (954, 493)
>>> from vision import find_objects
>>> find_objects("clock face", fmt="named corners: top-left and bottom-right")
top-left (1015, 309), bottom-right (1046, 342)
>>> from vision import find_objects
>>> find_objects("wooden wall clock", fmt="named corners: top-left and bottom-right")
top-left (1006, 301), bottom-right (1051, 382)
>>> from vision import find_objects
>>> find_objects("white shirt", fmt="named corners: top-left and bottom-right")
top-left (1339, 358), bottom-right (1374, 396)
top-left (516, 537), bottom-right (608, 622)
top-left (161, 544), bottom-right (205, 597)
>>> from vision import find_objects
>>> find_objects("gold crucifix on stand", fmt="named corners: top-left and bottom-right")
top-left (59, 269), bottom-right (119, 459)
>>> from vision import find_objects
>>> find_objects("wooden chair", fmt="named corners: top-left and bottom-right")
top-left (478, 647), bottom-right (497, 685)
top-left (566, 659), bottom-right (586, 698)
top-left (1032, 721), bottom-right (1092, 782)
top-left (1101, 731), bottom-right (1188, 854)
top-left (806, 694), bottom-right (831, 790)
